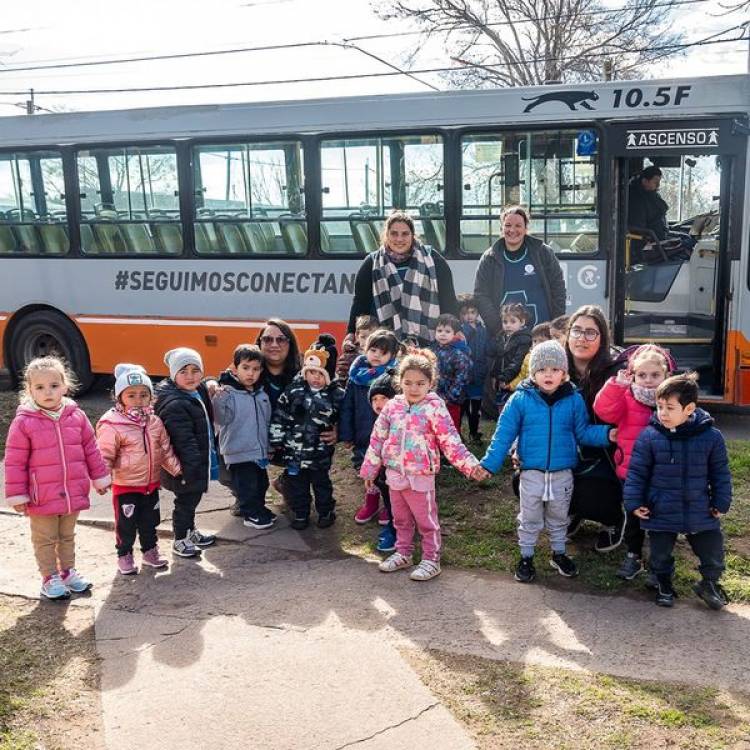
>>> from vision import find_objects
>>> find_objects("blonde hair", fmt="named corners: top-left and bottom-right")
top-left (629, 345), bottom-right (670, 376)
top-left (20, 356), bottom-right (78, 405)
top-left (397, 349), bottom-right (436, 386)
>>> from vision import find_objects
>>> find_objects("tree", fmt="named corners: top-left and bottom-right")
top-left (374, 0), bottom-right (688, 86)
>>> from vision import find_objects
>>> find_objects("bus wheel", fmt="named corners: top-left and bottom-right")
top-left (9, 310), bottom-right (94, 392)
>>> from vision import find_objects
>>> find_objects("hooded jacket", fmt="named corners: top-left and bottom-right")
top-left (212, 370), bottom-right (272, 467)
top-left (4, 400), bottom-right (111, 514)
top-left (623, 408), bottom-right (731, 534)
top-left (154, 379), bottom-right (214, 494)
top-left (432, 335), bottom-right (472, 405)
top-left (473, 235), bottom-right (566, 336)
top-left (360, 392), bottom-right (479, 480)
top-left (480, 380), bottom-right (611, 475)
top-left (269, 374), bottom-right (344, 471)
top-left (96, 408), bottom-right (181, 487)
top-left (628, 176), bottom-right (669, 241)
top-left (490, 327), bottom-right (532, 385)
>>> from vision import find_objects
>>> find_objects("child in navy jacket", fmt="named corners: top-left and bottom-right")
top-left (431, 314), bottom-right (472, 434)
top-left (624, 373), bottom-right (732, 610)
top-left (477, 341), bottom-right (614, 583)
top-left (458, 294), bottom-right (488, 442)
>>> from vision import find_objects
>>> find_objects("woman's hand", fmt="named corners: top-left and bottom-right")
top-left (205, 379), bottom-right (220, 397)
top-left (320, 427), bottom-right (338, 445)
top-left (12, 503), bottom-right (27, 514)
top-left (616, 369), bottom-right (633, 386)
top-left (633, 506), bottom-right (650, 519)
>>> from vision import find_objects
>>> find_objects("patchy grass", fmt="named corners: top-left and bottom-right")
top-left (0, 594), bottom-right (103, 749)
top-left (403, 648), bottom-right (750, 750)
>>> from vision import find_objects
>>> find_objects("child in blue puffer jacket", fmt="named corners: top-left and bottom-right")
top-left (624, 373), bottom-right (732, 610)
top-left (431, 314), bottom-right (472, 434)
top-left (476, 340), bottom-right (615, 583)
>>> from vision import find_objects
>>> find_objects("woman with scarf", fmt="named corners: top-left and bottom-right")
top-left (346, 211), bottom-right (458, 347)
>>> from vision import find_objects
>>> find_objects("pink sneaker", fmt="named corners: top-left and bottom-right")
top-left (142, 546), bottom-right (169, 569)
top-left (354, 487), bottom-right (380, 524)
top-left (117, 553), bottom-right (137, 576)
top-left (377, 506), bottom-right (390, 526)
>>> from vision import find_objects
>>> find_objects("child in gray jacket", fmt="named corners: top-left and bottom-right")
top-left (212, 345), bottom-right (274, 529)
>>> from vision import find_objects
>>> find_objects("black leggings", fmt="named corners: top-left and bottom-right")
top-left (461, 398), bottom-right (482, 436)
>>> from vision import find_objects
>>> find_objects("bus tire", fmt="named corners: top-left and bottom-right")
top-left (8, 310), bottom-right (94, 393)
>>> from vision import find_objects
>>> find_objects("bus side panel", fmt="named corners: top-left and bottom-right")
top-left (728, 329), bottom-right (750, 406)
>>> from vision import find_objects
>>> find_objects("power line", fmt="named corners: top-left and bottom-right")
top-left (0, 27), bottom-right (744, 97)
top-left (0, 0), bottom-right (710, 75)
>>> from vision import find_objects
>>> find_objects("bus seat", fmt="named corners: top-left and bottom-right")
top-left (92, 222), bottom-right (127, 254)
top-left (6, 208), bottom-right (36, 222)
top-left (121, 223), bottom-right (156, 254)
top-left (350, 218), bottom-right (379, 254)
top-left (570, 233), bottom-right (598, 254)
top-left (238, 222), bottom-right (273, 253)
top-left (0, 224), bottom-right (16, 253)
top-left (320, 222), bottom-right (331, 253)
top-left (12, 224), bottom-right (40, 253)
top-left (420, 203), bottom-right (445, 252)
top-left (194, 221), bottom-right (224, 254)
top-left (80, 223), bottom-right (95, 253)
top-left (216, 222), bottom-right (249, 254)
top-left (152, 222), bottom-right (182, 254)
top-left (38, 223), bottom-right (69, 254)
top-left (280, 217), bottom-right (307, 255)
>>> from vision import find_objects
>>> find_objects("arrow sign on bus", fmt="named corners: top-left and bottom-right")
top-left (625, 128), bottom-right (719, 149)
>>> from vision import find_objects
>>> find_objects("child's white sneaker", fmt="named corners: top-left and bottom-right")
top-left (409, 559), bottom-right (441, 581)
top-left (40, 573), bottom-right (70, 600)
top-left (378, 552), bottom-right (413, 573)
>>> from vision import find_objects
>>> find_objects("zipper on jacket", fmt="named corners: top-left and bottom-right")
top-left (545, 402), bottom-right (553, 471)
top-left (681, 439), bottom-right (690, 532)
top-left (400, 404), bottom-right (410, 475)
top-left (143, 424), bottom-right (152, 486)
top-left (53, 420), bottom-right (72, 514)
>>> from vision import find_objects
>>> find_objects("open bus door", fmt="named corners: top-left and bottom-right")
top-left (608, 118), bottom-right (747, 398)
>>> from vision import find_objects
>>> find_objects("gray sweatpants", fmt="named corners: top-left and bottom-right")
top-left (518, 469), bottom-right (573, 557)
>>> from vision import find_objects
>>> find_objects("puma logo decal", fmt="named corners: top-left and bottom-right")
top-left (522, 90), bottom-right (599, 113)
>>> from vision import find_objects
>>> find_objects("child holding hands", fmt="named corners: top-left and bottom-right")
top-left (4, 356), bottom-right (110, 599)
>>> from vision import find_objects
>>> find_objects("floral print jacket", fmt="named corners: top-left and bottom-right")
top-left (360, 392), bottom-right (479, 480)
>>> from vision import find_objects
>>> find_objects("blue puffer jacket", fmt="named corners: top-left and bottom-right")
top-left (431, 337), bottom-right (472, 405)
top-left (480, 380), bottom-right (611, 474)
top-left (462, 322), bottom-right (489, 400)
top-left (623, 408), bottom-right (731, 534)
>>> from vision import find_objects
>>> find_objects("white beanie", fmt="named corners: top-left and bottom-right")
top-left (164, 347), bottom-right (203, 380)
top-left (114, 363), bottom-right (153, 398)
top-left (529, 340), bottom-right (568, 375)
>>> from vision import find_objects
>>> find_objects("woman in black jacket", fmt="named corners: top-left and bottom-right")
top-left (473, 206), bottom-right (566, 337)
top-left (346, 211), bottom-right (458, 346)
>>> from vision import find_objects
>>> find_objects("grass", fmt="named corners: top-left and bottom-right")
top-left (403, 648), bottom-right (750, 749)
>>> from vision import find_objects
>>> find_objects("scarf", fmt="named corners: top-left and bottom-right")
top-left (631, 384), bottom-right (657, 408)
top-left (115, 402), bottom-right (154, 425)
top-left (372, 241), bottom-right (440, 343)
top-left (28, 396), bottom-right (73, 421)
top-left (348, 355), bottom-right (396, 387)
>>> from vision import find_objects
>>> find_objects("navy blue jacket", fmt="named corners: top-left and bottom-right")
top-left (480, 380), bottom-right (611, 474)
top-left (462, 321), bottom-right (489, 399)
top-left (623, 408), bottom-right (732, 534)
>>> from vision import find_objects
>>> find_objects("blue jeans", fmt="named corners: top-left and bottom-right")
top-left (648, 528), bottom-right (724, 583)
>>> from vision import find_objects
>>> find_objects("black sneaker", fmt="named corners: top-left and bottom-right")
top-left (550, 552), bottom-right (578, 578)
top-left (693, 579), bottom-right (728, 610)
top-left (514, 556), bottom-right (536, 583)
top-left (655, 581), bottom-right (676, 607)
top-left (594, 514), bottom-right (626, 553)
top-left (616, 553), bottom-right (644, 580)
top-left (290, 514), bottom-right (309, 530)
top-left (317, 510), bottom-right (336, 529)
top-left (566, 515), bottom-right (584, 540)
top-left (188, 528), bottom-right (216, 548)
top-left (243, 507), bottom-right (276, 530)
top-left (230, 501), bottom-right (242, 517)
top-left (645, 571), bottom-right (659, 590)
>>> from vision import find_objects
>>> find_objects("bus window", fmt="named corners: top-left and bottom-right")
top-left (0, 150), bottom-right (69, 255)
top-left (320, 134), bottom-right (444, 255)
top-left (77, 145), bottom-right (181, 255)
top-left (460, 130), bottom-right (598, 255)
top-left (193, 140), bottom-right (305, 255)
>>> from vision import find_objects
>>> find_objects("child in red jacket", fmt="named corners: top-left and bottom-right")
top-left (4, 356), bottom-right (111, 600)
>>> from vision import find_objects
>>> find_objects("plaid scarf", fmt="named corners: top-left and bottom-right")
top-left (372, 242), bottom-right (440, 343)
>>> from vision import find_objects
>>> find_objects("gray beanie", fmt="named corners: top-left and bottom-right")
top-left (114, 363), bottom-right (153, 398)
top-left (164, 347), bottom-right (203, 380)
top-left (529, 340), bottom-right (568, 375)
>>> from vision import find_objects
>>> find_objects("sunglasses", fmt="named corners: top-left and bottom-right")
top-left (569, 327), bottom-right (600, 342)
top-left (260, 335), bottom-right (289, 345)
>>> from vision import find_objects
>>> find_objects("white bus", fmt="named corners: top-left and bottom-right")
top-left (0, 74), bottom-right (748, 403)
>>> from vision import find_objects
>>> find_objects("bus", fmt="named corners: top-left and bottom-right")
top-left (0, 74), bottom-right (748, 404)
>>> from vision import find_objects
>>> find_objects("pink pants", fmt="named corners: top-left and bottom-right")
top-left (390, 486), bottom-right (441, 562)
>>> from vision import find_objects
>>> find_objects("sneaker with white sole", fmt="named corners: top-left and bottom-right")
top-left (409, 559), bottom-right (441, 581)
top-left (40, 573), bottom-right (70, 600)
top-left (188, 528), bottom-right (216, 548)
top-left (378, 552), bottom-right (413, 573)
top-left (243, 508), bottom-right (276, 529)
top-left (173, 537), bottom-right (201, 558)
top-left (550, 553), bottom-right (578, 578)
top-left (61, 568), bottom-right (92, 593)
top-left (616, 553), bottom-right (644, 580)
top-left (117, 553), bottom-right (138, 576)
top-left (142, 546), bottom-right (169, 569)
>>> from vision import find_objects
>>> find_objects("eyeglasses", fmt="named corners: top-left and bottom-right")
top-left (260, 335), bottom-right (289, 346)
top-left (569, 327), bottom-right (600, 342)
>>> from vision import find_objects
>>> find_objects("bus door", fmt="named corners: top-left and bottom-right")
top-left (608, 118), bottom-right (746, 397)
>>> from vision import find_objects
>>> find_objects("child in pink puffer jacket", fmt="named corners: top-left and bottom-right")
top-left (360, 350), bottom-right (481, 581)
top-left (97, 364), bottom-right (182, 576)
top-left (594, 343), bottom-right (674, 581)
top-left (4, 356), bottom-right (111, 600)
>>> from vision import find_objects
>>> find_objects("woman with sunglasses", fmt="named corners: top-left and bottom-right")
top-left (564, 305), bottom-right (628, 553)
top-left (255, 319), bottom-right (302, 411)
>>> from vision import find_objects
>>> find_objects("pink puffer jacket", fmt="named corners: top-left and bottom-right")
top-left (4, 401), bottom-right (111, 515)
top-left (360, 392), bottom-right (479, 480)
top-left (96, 408), bottom-right (182, 486)
top-left (593, 377), bottom-right (653, 480)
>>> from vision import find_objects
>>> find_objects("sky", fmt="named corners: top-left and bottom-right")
top-left (0, 0), bottom-right (745, 115)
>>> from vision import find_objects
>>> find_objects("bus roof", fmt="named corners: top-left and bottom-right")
top-left (0, 74), bottom-right (748, 147)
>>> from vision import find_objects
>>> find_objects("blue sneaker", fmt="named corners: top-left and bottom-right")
top-left (40, 573), bottom-right (70, 600)
top-left (61, 568), bottom-right (92, 593)
top-left (376, 525), bottom-right (396, 553)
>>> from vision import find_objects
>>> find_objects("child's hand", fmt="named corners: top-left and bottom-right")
top-left (471, 465), bottom-right (491, 482)
top-left (320, 427), bottom-right (338, 445)
top-left (633, 506), bottom-right (650, 519)
top-left (616, 369), bottom-right (633, 385)
top-left (364, 478), bottom-right (374, 491)
top-left (96, 486), bottom-right (109, 496)
top-left (342, 441), bottom-right (354, 450)
top-left (608, 428), bottom-right (618, 442)
top-left (710, 507), bottom-right (723, 518)
top-left (12, 503), bottom-right (27, 514)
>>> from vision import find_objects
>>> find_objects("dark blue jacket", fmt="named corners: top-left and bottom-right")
top-left (431, 337), bottom-right (472, 405)
top-left (623, 408), bottom-right (732, 534)
top-left (461, 321), bottom-right (489, 399)
top-left (480, 380), bottom-right (611, 474)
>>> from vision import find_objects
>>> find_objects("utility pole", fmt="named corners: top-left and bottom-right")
top-left (603, 59), bottom-right (613, 81)
top-left (25, 88), bottom-right (36, 115)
